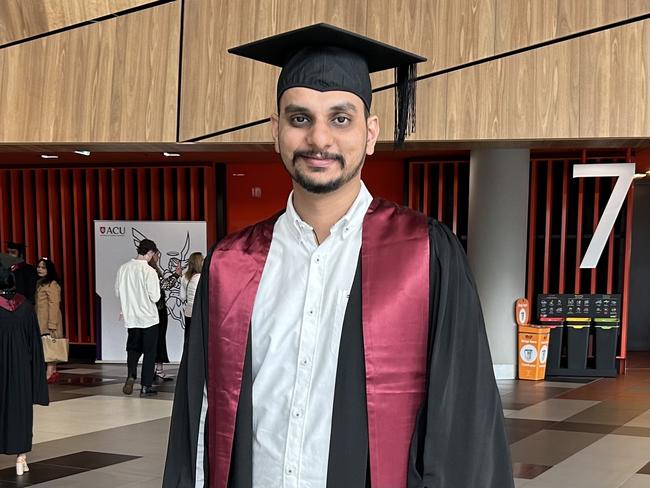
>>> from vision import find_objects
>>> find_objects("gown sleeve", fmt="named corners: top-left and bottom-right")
top-left (163, 249), bottom-right (213, 488)
top-left (407, 221), bottom-right (514, 488)
top-left (28, 305), bottom-right (49, 406)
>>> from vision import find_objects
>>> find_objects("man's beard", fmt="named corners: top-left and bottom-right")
top-left (288, 150), bottom-right (364, 194)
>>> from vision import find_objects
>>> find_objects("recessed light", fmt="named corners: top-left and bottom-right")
top-left (74, 150), bottom-right (91, 156)
top-left (41, 154), bottom-right (58, 159)
top-left (163, 152), bottom-right (180, 157)
top-left (634, 173), bottom-right (647, 179)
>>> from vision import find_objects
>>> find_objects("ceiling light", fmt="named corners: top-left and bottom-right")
top-left (41, 154), bottom-right (58, 159)
top-left (74, 150), bottom-right (91, 156)
top-left (633, 173), bottom-right (647, 179)
top-left (163, 152), bottom-right (180, 157)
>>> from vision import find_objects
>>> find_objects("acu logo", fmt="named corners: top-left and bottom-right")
top-left (100, 226), bottom-right (126, 235)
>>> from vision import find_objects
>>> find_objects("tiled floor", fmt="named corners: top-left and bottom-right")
top-left (1, 354), bottom-right (649, 487)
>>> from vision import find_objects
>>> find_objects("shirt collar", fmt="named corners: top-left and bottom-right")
top-left (286, 181), bottom-right (374, 243)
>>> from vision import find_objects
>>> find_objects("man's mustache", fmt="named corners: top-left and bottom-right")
top-left (293, 151), bottom-right (345, 167)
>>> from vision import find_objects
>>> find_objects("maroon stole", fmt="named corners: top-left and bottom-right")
top-left (0, 293), bottom-right (26, 311)
top-left (207, 199), bottom-right (429, 488)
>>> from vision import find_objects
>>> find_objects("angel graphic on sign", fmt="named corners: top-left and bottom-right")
top-left (132, 228), bottom-right (190, 326)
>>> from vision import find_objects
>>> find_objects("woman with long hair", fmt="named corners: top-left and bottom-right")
top-left (35, 257), bottom-right (64, 383)
top-left (180, 252), bottom-right (204, 344)
top-left (0, 259), bottom-right (49, 475)
top-left (149, 251), bottom-right (174, 382)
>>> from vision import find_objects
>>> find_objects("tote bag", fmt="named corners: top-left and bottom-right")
top-left (41, 334), bottom-right (69, 363)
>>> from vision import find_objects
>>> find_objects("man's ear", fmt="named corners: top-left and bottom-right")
top-left (365, 114), bottom-right (380, 156)
top-left (271, 112), bottom-right (280, 153)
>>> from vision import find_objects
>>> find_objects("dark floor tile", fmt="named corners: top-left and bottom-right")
top-left (40, 451), bottom-right (139, 470)
top-left (504, 418), bottom-right (556, 444)
top-left (0, 463), bottom-right (85, 485)
top-left (56, 376), bottom-right (118, 387)
top-left (638, 461), bottom-right (650, 475)
top-left (546, 421), bottom-right (619, 435)
top-left (512, 462), bottom-right (552, 479)
top-left (613, 426), bottom-right (650, 437)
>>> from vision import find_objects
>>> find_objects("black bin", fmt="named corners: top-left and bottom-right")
top-left (594, 318), bottom-right (620, 371)
top-left (540, 318), bottom-right (564, 369)
top-left (566, 319), bottom-right (591, 369)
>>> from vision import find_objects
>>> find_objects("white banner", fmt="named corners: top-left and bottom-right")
top-left (94, 221), bottom-right (207, 362)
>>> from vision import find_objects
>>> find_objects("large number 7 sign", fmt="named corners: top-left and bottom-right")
top-left (573, 163), bottom-right (636, 269)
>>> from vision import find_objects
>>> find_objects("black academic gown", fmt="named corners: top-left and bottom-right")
top-left (0, 295), bottom-right (49, 454)
top-left (164, 220), bottom-right (513, 488)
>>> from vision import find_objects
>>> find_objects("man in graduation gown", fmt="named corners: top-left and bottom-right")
top-left (4, 242), bottom-right (38, 304)
top-left (164, 24), bottom-right (513, 488)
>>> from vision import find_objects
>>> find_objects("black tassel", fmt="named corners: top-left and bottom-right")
top-left (394, 63), bottom-right (417, 147)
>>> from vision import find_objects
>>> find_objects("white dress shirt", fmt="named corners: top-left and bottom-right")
top-left (250, 182), bottom-right (373, 488)
top-left (114, 258), bottom-right (161, 328)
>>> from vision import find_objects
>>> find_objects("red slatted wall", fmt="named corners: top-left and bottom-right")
top-left (0, 164), bottom-right (219, 345)
top-left (527, 150), bottom-right (636, 368)
top-left (407, 159), bottom-right (470, 249)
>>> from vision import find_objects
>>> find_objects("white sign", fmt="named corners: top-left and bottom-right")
top-left (94, 221), bottom-right (207, 362)
top-left (573, 163), bottom-right (635, 268)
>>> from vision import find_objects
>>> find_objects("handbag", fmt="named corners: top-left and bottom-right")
top-left (41, 333), bottom-right (69, 363)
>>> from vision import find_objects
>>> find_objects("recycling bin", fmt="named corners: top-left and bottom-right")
top-left (540, 317), bottom-right (564, 370)
top-left (518, 325), bottom-right (550, 380)
top-left (566, 317), bottom-right (591, 369)
top-left (594, 318), bottom-right (620, 371)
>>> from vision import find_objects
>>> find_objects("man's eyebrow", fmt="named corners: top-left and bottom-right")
top-left (330, 102), bottom-right (357, 113)
top-left (283, 104), bottom-right (311, 114)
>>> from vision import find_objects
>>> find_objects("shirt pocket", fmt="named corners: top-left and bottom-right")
top-left (329, 289), bottom-right (350, 355)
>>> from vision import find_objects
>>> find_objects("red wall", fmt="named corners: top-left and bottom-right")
top-left (225, 155), bottom-right (405, 233)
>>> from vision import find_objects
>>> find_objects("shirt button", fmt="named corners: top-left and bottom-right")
top-left (308, 309), bottom-right (314, 316)
top-left (292, 409), bottom-right (303, 418)
top-left (300, 358), bottom-right (309, 367)
top-left (314, 256), bottom-right (320, 264)
top-left (286, 466), bottom-right (296, 475)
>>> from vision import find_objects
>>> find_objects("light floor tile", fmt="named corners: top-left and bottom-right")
top-left (29, 468), bottom-right (156, 488)
top-left (619, 474), bottom-right (650, 488)
top-left (32, 396), bottom-right (172, 444)
top-left (524, 435), bottom-right (650, 488)
top-left (514, 478), bottom-right (531, 487)
top-left (624, 409), bottom-right (650, 428)
top-left (505, 399), bottom-right (600, 422)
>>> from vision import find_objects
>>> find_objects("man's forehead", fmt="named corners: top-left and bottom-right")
top-left (279, 87), bottom-right (365, 112)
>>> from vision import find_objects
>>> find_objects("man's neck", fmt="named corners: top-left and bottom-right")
top-left (136, 255), bottom-right (147, 261)
top-left (292, 180), bottom-right (361, 244)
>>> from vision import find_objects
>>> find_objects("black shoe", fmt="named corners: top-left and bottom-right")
top-left (122, 377), bottom-right (135, 395)
top-left (140, 386), bottom-right (158, 397)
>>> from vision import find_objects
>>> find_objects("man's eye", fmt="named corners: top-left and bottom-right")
top-left (291, 116), bottom-right (309, 125)
top-left (334, 116), bottom-right (350, 125)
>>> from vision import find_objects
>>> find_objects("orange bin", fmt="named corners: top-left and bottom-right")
top-left (518, 325), bottom-right (550, 380)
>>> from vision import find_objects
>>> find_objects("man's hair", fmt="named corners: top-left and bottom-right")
top-left (136, 239), bottom-right (158, 256)
top-left (7, 241), bottom-right (26, 259)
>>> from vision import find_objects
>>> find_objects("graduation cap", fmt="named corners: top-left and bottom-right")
top-left (229, 23), bottom-right (426, 146)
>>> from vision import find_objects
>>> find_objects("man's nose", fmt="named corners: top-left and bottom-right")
top-left (306, 119), bottom-right (334, 150)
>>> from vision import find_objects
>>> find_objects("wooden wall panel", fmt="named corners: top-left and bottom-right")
top-left (579, 20), bottom-right (650, 137)
top-left (496, 0), bottom-right (559, 53)
top-left (629, 0), bottom-right (650, 16)
top-left (0, 2), bottom-right (180, 143)
top-left (557, 1), bottom-right (627, 36)
top-left (534, 40), bottom-right (580, 138)
top-left (0, 0), bottom-right (156, 45)
top-left (179, 0), bottom-right (276, 142)
top-left (205, 123), bottom-right (273, 143)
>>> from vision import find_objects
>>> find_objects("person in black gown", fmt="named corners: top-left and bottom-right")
top-left (0, 260), bottom-right (49, 475)
top-left (164, 24), bottom-right (513, 488)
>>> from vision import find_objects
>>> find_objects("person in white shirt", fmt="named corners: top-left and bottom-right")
top-left (179, 252), bottom-right (204, 345)
top-left (114, 238), bottom-right (161, 397)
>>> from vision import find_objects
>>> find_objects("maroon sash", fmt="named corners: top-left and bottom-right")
top-left (0, 293), bottom-right (26, 311)
top-left (207, 199), bottom-right (429, 488)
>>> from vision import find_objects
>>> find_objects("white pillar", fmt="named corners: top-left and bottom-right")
top-left (467, 149), bottom-right (530, 380)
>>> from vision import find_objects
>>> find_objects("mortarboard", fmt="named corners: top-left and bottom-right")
top-left (228, 23), bottom-right (427, 146)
